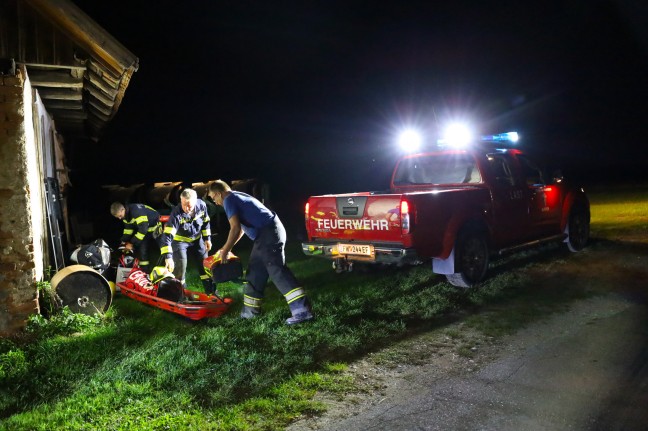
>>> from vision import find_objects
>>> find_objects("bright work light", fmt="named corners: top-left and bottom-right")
top-left (398, 129), bottom-right (422, 152)
top-left (437, 123), bottom-right (473, 148)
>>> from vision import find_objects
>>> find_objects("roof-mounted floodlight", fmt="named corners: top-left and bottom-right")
top-left (398, 128), bottom-right (423, 152)
top-left (437, 123), bottom-right (473, 148)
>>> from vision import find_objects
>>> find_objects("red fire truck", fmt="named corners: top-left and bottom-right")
top-left (302, 129), bottom-right (590, 288)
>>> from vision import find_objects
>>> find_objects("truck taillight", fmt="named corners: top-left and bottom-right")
top-left (401, 200), bottom-right (411, 234)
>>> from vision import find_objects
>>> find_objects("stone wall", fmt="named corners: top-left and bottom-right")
top-left (0, 67), bottom-right (40, 336)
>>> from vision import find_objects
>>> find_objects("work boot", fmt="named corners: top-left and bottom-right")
top-left (240, 306), bottom-right (261, 319)
top-left (285, 310), bottom-right (314, 325)
top-left (204, 279), bottom-right (217, 296)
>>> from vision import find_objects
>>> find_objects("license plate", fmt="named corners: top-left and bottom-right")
top-left (338, 243), bottom-right (374, 257)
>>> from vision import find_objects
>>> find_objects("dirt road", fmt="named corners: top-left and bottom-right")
top-left (288, 240), bottom-right (648, 431)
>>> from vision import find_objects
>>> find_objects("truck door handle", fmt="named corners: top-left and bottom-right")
top-left (342, 207), bottom-right (359, 216)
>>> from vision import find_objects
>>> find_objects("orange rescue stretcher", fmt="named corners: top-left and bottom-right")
top-left (116, 265), bottom-right (232, 320)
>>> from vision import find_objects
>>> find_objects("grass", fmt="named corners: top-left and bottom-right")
top-left (587, 184), bottom-right (648, 240)
top-left (1, 185), bottom-right (647, 430)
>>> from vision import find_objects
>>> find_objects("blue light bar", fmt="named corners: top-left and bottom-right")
top-left (481, 132), bottom-right (519, 143)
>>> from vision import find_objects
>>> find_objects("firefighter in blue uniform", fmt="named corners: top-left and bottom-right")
top-left (208, 179), bottom-right (314, 325)
top-left (161, 188), bottom-right (215, 294)
top-left (110, 202), bottom-right (161, 272)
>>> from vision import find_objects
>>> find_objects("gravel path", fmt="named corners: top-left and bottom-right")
top-left (288, 242), bottom-right (648, 431)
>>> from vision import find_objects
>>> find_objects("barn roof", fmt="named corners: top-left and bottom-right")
top-left (0, 0), bottom-right (139, 141)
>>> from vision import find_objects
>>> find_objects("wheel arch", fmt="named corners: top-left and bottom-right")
top-left (561, 189), bottom-right (591, 231)
top-left (442, 223), bottom-right (491, 288)
top-left (433, 217), bottom-right (491, 276)
top-left (456, 218), bottom-right (492, 249)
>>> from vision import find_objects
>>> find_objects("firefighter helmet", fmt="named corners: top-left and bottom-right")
top-left (149, 266), bottom-right (173, 284)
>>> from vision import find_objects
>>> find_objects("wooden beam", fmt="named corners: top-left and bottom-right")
top-left (88, 98), bottom-right (112, 116)
top-left (86, 81), bottom-right (115, 106)
top-left (37, 88), bottom-right (82, 100)
top-left (29, 70), bottom-right (83, 88)
top-left (55, 120), bottom-right (85, 129)
top-left (55, 118), bottom-right (85, 124)
top-left (43, 100), bottom-right (83, 110)
top-left (21, 62), bottom-right (86, 71)
top-left (87, 60), bottom-right (120, 86)
top-left (86, 69), bottom-right (118, 96)
top-left (49, 109), bottom-right (87, 120)
top-left (88, 105), bottom-right (110, 122)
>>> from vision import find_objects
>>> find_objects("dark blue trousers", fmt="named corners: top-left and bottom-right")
top-left (172, 238), bottom-right (213, 292)
top-left (134, 235), bottom-right (159, 273)
top-left (243, 217), bottom-right (309, 314)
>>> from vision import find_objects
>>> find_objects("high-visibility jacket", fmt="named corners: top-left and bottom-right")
top-left (160, 199), bottom-right (211, 259)
top-left (121, 204), bottom-right (161, 246)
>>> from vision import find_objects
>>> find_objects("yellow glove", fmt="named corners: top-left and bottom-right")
top-left (165, 258), bottom-right (175, 273)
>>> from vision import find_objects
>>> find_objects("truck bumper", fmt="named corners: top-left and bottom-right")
top-left (301, 242), bottom-right (421, 266)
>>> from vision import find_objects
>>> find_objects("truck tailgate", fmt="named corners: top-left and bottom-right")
top-left (307, 193), bottom-right (404, 243)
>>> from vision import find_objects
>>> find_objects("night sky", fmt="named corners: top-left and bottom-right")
top-left (69, 0), bottom-right (648, 206)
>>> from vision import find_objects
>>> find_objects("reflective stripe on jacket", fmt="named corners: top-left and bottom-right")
top-left (160, 199), bottom-right (211, 258)
top-left (121, 204), bottom-right (161, 245)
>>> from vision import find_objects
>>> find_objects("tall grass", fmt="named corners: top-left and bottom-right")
top-left (1, 186), bottom-right (647, 430)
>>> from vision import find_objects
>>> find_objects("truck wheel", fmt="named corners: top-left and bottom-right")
top-left (565, 208), bottom-right (590, 252)
top-left (446, 232), bottom-right (489, 288)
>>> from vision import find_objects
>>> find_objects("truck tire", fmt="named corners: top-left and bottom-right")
top-left (565, 207), bottom-right (590, 252)
top-left (446, 231), bottom-right (489, 288)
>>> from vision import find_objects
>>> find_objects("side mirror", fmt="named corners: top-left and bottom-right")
top-left (551, 169), bottom-right (564, 184)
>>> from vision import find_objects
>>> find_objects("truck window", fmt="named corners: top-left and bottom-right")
top-left (486, 154), bottom-right (515, 186)
top-left (393, 154), bottom-right (481, 185)
top-left (517, 155), bottom-right (545, 186)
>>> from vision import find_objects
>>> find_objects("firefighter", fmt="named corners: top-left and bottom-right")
top-left (110, 202), bottom-right (162, 273)
top-left (208, 179), bottom-right (314, 325)
top-left (161, 188), bottom-right (215, 294)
